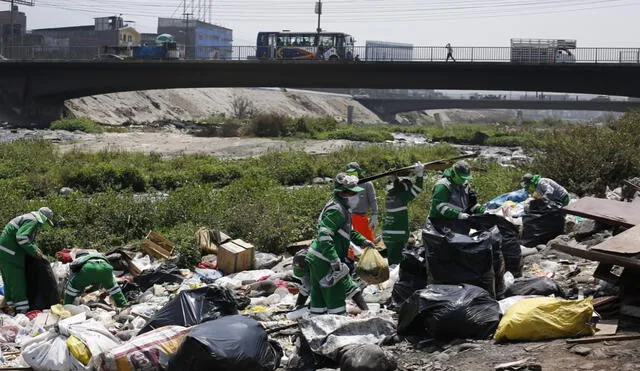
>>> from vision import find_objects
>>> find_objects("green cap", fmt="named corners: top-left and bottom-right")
top-left (453, 160), bottom-right (473, 180)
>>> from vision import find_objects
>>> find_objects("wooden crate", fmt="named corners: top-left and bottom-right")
top-left (141, 230), bottom-right (175, 260)
top-left (218, 239), bottom-right (255, 274)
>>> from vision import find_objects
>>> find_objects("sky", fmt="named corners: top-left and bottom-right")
top-left (10, 0), bottom-right (640, 47)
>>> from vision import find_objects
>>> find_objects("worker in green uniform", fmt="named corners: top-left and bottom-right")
top-left (428, 160), bottom-right (485, 234)
top-left (382, 162), bottom-right (424, 266)
top-left (0, 207), bottom-right (53, 314)
top-left (306, 173), bottom-right (374, 315)
top-left (522, 173), bottom-right (570, 207)
top-left (64, 252), bottom-right (127, 307)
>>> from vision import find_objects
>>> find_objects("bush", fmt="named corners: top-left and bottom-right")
top-left (60, 164), bottom-right (146, 193)
top-left (50, 117), bottom-right (104, 133)
top-left (249, 113), bottom-right (293, 137)
top-left (531, 111), bottom-right (640, 196)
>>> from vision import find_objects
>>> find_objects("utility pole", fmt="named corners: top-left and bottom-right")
top-left (315, 0), bottom-right (322, 34)
top-left (183, 12), bottom-right (192, 59)
top-left (9, 0), bottom-right (14, 53)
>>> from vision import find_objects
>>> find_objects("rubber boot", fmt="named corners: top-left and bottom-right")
top-left (351, 291), bottom-right (369, 311)
top-left (295, 293), bottom-right (309, 309)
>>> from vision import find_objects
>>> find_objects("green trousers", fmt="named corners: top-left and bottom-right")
top-left (64, 260), bottom-right (127, 307)
top-left (307, 256), bottom-right (357, 315)
top-left (0, 261), bottom-right (28, 313)
top-left (383, 237), bottom-right (408, 266)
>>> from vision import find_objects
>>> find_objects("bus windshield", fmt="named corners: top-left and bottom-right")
top-left (256, 31), bottom-right (354, 61)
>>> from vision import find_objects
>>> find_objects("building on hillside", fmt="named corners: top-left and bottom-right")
top-left (157, 17), bottom-right (232, 59)
top-left (365, 40), bottom-right (413, 61)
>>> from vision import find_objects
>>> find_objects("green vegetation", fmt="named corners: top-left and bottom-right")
top-left (530, 110), bottom-right (640, 196)
top-left (197, 112), bottom-right (543, 146)
top-left (49, 117), bottom-right (127, 133)
top-left (6, 111), bottom-right (638, 268)
top-left (0, 140), bottom-right (522, 266)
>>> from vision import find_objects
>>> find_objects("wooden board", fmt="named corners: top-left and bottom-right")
top-left (595, 320), bottom-right (619, 336)
top-left (562, 197), bottom-right (640, 228)
top-left (566, 334), bottom-right (640, 344)
top-left (549, 239), bottom-right (640, 270)
top-left (591, 225), bottom-right (640, 255)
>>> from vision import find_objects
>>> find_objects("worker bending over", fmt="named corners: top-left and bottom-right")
top-left (0, 207), bottom-right (53, 314)
top-left (64, 252), bottom-right (127, 307)
top-left (522, 173), bottom-right (570, 207)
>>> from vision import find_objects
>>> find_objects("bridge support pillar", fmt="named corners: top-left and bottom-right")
top-left (0, 91), bottom-right (64, 127)
top-left (434, 113), bottom-right (443, 127)
top-left (347, 105), bottom-right (354, 124)
top-left (516, 110), bottom-right (523, 125)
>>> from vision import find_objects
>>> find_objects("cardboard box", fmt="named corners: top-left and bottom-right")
top-left (218, 239), bottom-right (255, 274)
top-left (141, 231), bottom-right (175, 260)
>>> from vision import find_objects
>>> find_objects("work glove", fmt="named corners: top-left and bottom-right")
top-left (330, 258), bottom-right (342, 272)
top-left (369, 213), bottom-right (378, 229)
top-left (473, 204), bottom-right (487, 214)
top-left (457, 212), bottom-right (470, 220)
top-left (414, 161), bottom-right (425, 177)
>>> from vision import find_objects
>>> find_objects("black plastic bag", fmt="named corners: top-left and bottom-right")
top-left (520, 198), bottom-right (565, 247)
top-left (169, 315), bottom-right (283, 371)
top-left (25, 255), bottom-right (59, 310)
top-left (504, 277), bottom-right (566, 298)
top-left (487, 226), bottom-right (506, 299)
top-left (399, 246), bottom-right (427, 283)
top-left (391, 280), bottom-right (427, 310)
top-left (339, 344), bottom-right (397, 371)
top-left (134, 262), bottom-right (185, 292)
top-left (139, 285), bottom-right (238, 334)
top-left (397, 284), bottom-right (501, 341)
top-left (423, 225), bottom-right (496, 297)
top-left (468, 214), bottom-right (522, 277)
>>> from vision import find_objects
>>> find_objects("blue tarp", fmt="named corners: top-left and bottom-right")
top-left (485, 189), bottom-right (529, 210)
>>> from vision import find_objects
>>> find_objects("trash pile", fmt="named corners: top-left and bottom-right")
top-left (1, 179), bottom-right (639, 370)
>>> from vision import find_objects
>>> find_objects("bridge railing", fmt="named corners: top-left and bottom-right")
top-left (2, 45), bottom-right (640, 63)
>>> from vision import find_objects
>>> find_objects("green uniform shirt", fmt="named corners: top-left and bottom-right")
top-left (429, 168), bottom-right (483, 219)
top-left (0, 211), bottom-right (46, 264)
top-left (382, 175), bottom-right (423, 241)
top-left (309, 196), bottom-right (368, 262)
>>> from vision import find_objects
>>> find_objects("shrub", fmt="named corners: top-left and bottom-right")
top-left (249, 113), bottom-right (293, 137)
top-left (531, 112), bottom-right (640, 196)
top-left (50, 117), bottom-right (104, 133)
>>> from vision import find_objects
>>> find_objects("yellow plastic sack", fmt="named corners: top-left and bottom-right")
top-left (356, 247), bottom-right (389, 284)
top-left (494, 297), bottom-right (595, 342)
top-left (51, 304), bottom-right (72, 319)
top-left (67, 335), bottom-right (91, 365)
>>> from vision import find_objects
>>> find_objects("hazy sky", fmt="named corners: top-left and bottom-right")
top-left (13, 0), bottom-right (640, 47)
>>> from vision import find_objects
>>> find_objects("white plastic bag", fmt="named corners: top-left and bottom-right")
top-left (22, 332), bottom-right (86, 371)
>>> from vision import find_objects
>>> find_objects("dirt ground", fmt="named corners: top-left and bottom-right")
top-left (388, 335), bottom-right (640, 371)
top-left (55, 131), bottom-right (367, 158)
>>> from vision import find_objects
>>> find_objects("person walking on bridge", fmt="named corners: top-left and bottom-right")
top-left (0, 207), bottom-right (53, 314)
top-left (345, 162), bottom-right (378, 242)
top-left (445, 43), bottom-right (456, 62)
top-left (382, 162), bottom-right (424, 266)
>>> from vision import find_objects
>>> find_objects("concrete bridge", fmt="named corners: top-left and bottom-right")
top-left (356, 97), bottom-right (640, 120)
top-left (1, 60), bottom-right (639, 123)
